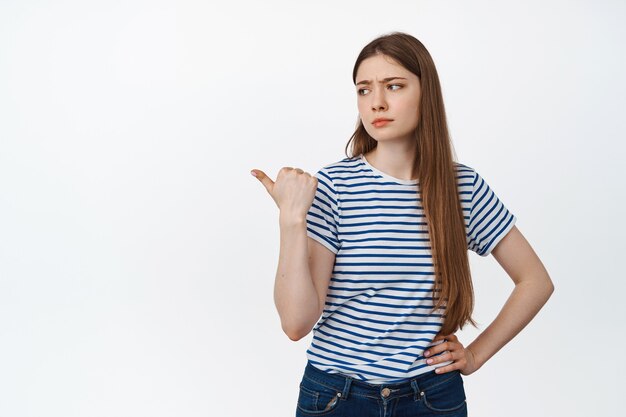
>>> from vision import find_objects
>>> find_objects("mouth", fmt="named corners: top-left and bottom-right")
top-left (372, 118), bottom-right (393, 127)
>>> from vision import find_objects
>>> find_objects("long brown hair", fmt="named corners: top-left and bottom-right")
top-left (345, 32), bottom-right (477, 335)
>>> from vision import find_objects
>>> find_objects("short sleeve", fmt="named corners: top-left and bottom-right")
top-left (306, 169), bottom-right (341, 254)
top-left (467, 169), bottom-right (517, 256)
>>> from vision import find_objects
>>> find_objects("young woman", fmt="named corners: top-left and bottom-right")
top-left (251, 32), bottom-right (554, 417)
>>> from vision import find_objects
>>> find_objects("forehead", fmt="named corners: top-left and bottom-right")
top-left (355, 54), bottom-right (415, 81)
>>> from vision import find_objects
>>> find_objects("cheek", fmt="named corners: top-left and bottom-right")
top-left (357, 101), bottom-right (367, 116)
top-left (398, 98), bottom-right (420, 121)
top-left (397, 95), bottom-right (419, 110)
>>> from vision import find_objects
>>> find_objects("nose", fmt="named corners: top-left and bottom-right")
top-left (370, 86), bottom-right (387, 111)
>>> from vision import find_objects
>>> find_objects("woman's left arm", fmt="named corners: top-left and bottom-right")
top-left (467, 225), bottom-right (554, 370)
top-left (425, 225), bottom-right (555, 375)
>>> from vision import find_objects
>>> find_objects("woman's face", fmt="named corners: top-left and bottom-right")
top-left (355, 54), bottom-right (421, 143)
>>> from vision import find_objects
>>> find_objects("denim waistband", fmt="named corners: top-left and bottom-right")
top-left (302, 361), bottom-right (461, 401)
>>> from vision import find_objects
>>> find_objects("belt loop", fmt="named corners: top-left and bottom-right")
top-left (341, 376), bottom-right (353, 400)
top-left (410, 379), bottom-right (422, 402)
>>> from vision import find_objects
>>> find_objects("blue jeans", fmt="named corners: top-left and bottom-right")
top-left (295, 361), bottom-right (468, 417)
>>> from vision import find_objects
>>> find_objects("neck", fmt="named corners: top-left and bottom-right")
top-left (364, 143), bottom-right (418, 181)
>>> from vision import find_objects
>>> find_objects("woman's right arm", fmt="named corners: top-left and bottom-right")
top-left (274, 215), bottom-right (335, 341)
top-left (251, 167), bottom-right (335, 341)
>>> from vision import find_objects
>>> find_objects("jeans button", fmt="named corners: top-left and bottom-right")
top-left (381, 387), bottom-right (391, 398)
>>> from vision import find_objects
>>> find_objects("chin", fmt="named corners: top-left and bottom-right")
top-left (368, 131), bottom-right (399, 142)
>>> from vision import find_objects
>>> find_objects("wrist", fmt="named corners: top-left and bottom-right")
top-left (467, 345), bottom-right (484, 370)
top-left (279, 213), bottom-right (306, 228)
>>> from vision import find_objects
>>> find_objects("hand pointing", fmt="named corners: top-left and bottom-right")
top-left (251, 167), bottom-right (318, 220)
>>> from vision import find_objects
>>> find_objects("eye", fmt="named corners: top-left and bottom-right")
top-left (357, 85), bottom-right (403, 96)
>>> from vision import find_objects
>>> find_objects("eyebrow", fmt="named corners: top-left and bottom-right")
top-left (356, 77), bottom-right (407, 86)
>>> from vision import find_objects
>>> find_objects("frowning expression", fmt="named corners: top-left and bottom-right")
top-left (355, 54), bottom-right (421, 143)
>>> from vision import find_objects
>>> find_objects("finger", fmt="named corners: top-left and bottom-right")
top-left (434, 362), bottom-right (459, 374)
top-left (424, 339), bottom-right (457, 358)
top-left (433, 333), bottom-right (450, 341)
top-left (251, 169), bottom-right (275, 193)
top-left (424, 343), bottom-right (445, 357)
top-left (424, 339), bottom-right (441, 357)
top-left (426, 349), bottom-right (456, 365)
top-left (430, 333), bottom-right (453, 348)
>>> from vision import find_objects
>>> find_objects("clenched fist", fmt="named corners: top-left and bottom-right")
top-left (251, 167), bottom-right (318, 221)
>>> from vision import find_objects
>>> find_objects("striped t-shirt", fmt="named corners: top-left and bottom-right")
top-left (304, 153), bottom-right (517, 384)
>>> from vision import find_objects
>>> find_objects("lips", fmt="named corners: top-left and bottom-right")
top-left (372, 118), bottom-right (393, 127)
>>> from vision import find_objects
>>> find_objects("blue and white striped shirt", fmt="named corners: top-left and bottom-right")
top-left (305, 153), bottom-right (517, 384)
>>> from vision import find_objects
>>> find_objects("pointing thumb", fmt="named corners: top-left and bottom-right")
top-left (251, 169), bottom-right (274, 194)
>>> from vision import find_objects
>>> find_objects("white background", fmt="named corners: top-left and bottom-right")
top-left (1, 1), bottom-right (624, 416)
